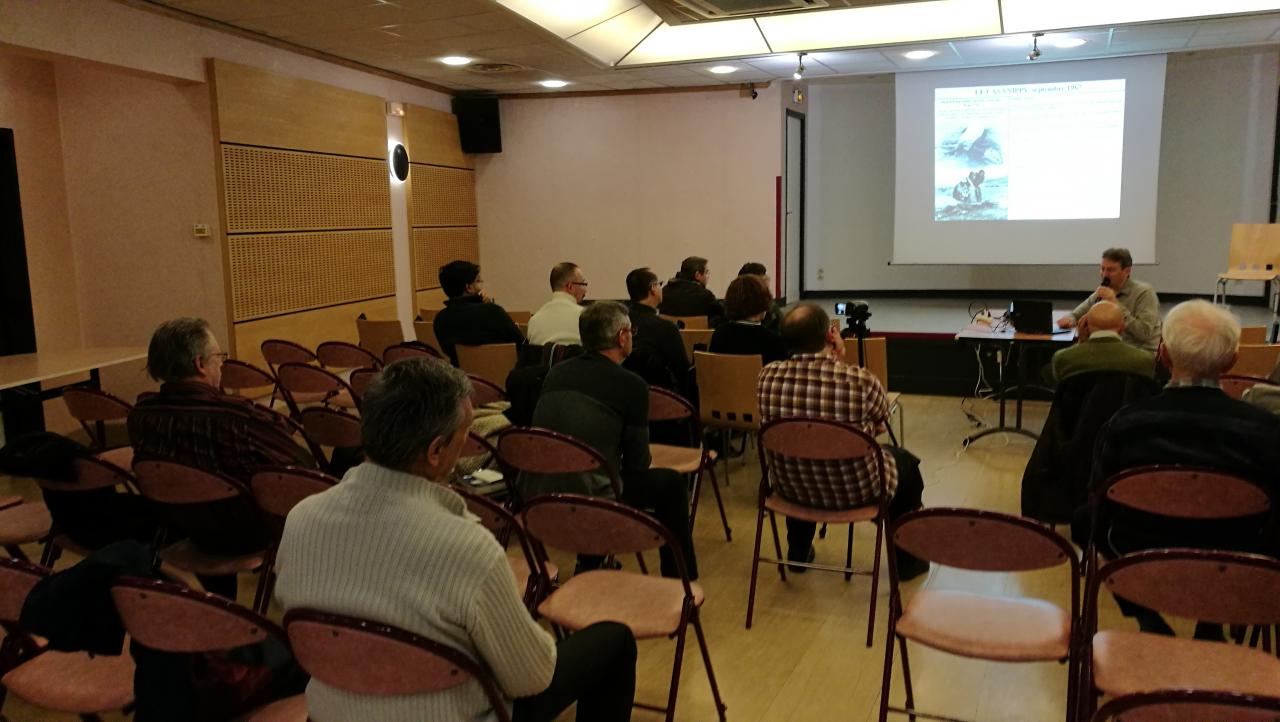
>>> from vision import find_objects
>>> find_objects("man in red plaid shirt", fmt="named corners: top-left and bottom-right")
top-left (758, 303), bottom-right (927, 579)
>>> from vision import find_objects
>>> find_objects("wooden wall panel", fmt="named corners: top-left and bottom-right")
top-left (413, 227), bottom-right (479, 291)
top-left (233, 296), bottom-right (398, 371)
top-left (222, 145), bottom-right (390, 232)
top-left (211, 59), bottom-right (386, 158)
top-left (229, 230), bottom-right (395, 321)
top-left (410, 165), bottom-right (476, 227)
top-left (404, 104), bottom-right (474, 169)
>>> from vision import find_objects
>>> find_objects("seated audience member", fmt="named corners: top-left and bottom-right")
top-left (128, 317), bottom-right (313, 598)
top-left (738, 262), bottom-right (781, 330)
top-left (531, 302), bottom-right (698, 580)
top-left (622, 267), bottom-right (690, 394)
top-left (1057, 247), bottom-right (1161, 351)
top-left (1050, 301), bottom-right (1156, 382)
top-left (275, 359), bottom-right (637, 722)
top-left (710, 274), bottom-right (788, 365)
top-left (659, 256), bottom-right (724, 328)
top-left (1090, 300), bottom-right (1280, 636)
top-left (432, 260), bottom-right (524, 365)
top-left (527, 262), bottom-right (588, 346)
top-left (757, 303), bottom-right (927, 579)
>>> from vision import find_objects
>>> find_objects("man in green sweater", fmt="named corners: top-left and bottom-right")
top-left (1051, 301), bottom-right (1157, 382)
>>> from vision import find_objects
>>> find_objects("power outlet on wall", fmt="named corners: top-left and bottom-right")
top-left (192, 223), bottom-right (210, 238)
top-left (817, 267), bottom-right (824, 281)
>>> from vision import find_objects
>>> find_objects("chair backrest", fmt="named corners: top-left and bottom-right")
top-left (250, 466), bottom-right (338, 520)
top-left (758, 417), bottom-right (886, 507)
top-left (462, 431), bottom-right (499, 461)
top-left (316, 341), bottom-right (382, 371)
top-left (413, 321), bottom-right (443, 355)
top-left (284, 609), bottom-right (510, 719)
top-left (1092, 689), bottom-right (1280, 722)
top-left (132, 460), bottom-right (249, 504)
top-left (219, 359), bottom-right (276, 395)
top-left (383, 342), bottom-right (443, 365)
top-left (1093, 549), bottom-right (1280, 627)
top-left (300, 407), bottom-right (363, 450)
top-left (649, 386), bottom-right (695, 423)
top-left (111, 577), bottom-right (284, 652)
top-left (843, 337), bottom-right (890, 390)
top-left (456, 344), bottom-right (518, 387)
top-left (1241, 326), bottom-right (1269, 345)
top-left (507, 310), bottom-right (532, 324)
top-left (34, 454), bottom-right (136, 494)
top-left (678, 328), bottom-right (714, 359)
top-left (348, 367), bottom-right (379, 402)
top-left (892, 507), bottom-right (1077, 573)
top-left (1222, 374), bottom-right (1273, 401)
top-left (1229, 343), bottom-right (1280, 378)
top-left (0, 557), bottom-right (50, 623)
top-left (62, 387), bottom-right (133, 424)
top-left (661, 314), bottom-right (708, 330)
top-left (260, 339), bottom-right (317, 371)
top-left (496, 427), bottom-right (608, 476)
top-left (693, 351), bottom-right (763, 430)
top-left (355, 317), bottom-right (404, 358)
top-left (1227, 223), bottom-right (1280, 272)
top-left (522, 493), bottom-right (686, 571)
top-left (469, 375), bottom-right (506, 406)
top-left (276, 362), bottom-right (353, 412)
top-left (1098, 465), bottom-right (1272, 521)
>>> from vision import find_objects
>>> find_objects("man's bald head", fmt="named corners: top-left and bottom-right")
top-left (780, 302), bottom-right (830, 354)
top-left (1085, 301), bottom-right (1125, 334)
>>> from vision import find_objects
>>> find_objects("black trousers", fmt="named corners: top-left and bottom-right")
top-left (621, 467), bottom-right (698, 580)
top-left (513, 621), bottom-right (636, 722)
top-left (785, 445), bottom-right (925, 565)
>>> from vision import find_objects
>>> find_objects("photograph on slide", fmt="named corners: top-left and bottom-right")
top-left (935, 122), bottom-right (1007, 221)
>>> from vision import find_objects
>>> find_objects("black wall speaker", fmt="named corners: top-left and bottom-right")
top-left (452, 96), bottom-right (502, 154)
top-left (389, 143), bottom-right (409, 181)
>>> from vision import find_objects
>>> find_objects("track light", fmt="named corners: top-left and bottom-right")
top-left (1028, 32), bottom-right (1043, 61)
top-left (792, 52), bottom-right (806, 81)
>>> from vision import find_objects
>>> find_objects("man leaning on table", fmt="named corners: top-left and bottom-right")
top-left (1056, 247), bottom-right (1161, 351)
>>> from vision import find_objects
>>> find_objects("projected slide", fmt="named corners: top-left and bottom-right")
top-left (934, 79), bottom-right (1126, 222)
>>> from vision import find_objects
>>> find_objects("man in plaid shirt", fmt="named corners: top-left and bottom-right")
top-left (758, 303), bottom-right (927, 579)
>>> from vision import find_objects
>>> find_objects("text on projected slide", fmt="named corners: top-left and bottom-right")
top-left (934, 79), bottom-right (1126, 222)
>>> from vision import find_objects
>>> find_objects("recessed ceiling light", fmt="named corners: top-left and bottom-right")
top-left (440, 56), bottom-right (472, 66)
top-left (903, 50), bottom-right (938, 60)
top-left (539, 79), bottom-right (569, 88)
top-left (1052, 37), bottom-right (1087, 48)
top-left (709, 65), bottom-right (738, 74)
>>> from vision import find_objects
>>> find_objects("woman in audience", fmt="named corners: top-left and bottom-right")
top-left (710, 274), bottom-right (788, 364)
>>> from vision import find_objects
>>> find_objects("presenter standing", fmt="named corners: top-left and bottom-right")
top-left (1057, 248), bottom-right (1161, 351)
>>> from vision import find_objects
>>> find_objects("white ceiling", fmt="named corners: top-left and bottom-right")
top-left (142, 0), bottom-right (1280, 94)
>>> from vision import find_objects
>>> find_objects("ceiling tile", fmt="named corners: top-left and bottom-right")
top-left (815, 49), bottom-right (900, 73)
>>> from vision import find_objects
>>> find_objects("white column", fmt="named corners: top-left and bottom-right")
top-left (386, 113), bottom-right (414, 339)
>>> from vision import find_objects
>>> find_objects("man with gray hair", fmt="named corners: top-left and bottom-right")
top-left (276, 358), bottom-right (637, 722)
top-left (532, 301), bottom-right (699, 579)
top-left (1090, 299), bottom-right (1280, 636)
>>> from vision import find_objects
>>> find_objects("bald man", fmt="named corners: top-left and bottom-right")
top-left (1050, 301), bottom-right (1157, 382)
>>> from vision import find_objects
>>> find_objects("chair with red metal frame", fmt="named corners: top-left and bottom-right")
top-left (0, 558), bottom-right (136, 720)
top-left (250, 466), bottom-right (338, 612)
top-left (275, 362), bottom-right (357, 418)
top-left (220, 358), bottom-right (278, 409)
top-left (62, 387), bottom-right (134, 468)
top-left (110, 576), bottom-right (307, 721)
top-left (383, 341), bottom-right (444, 365)
top-left (469, 374), bottom-right (506, 407)
top-left (285, 608), bottom-right (510, 722)
top-left (452, 485), bottom-right (557, 613)
top-left (1091, 689), bottom-right (1280, 722)
top-left (648, 386), bottom-right (731, 542)
top-left (316, 340), bottom-right (382, 372)
top-left (260, 339), bottom-right (318, 409)
top-left (455, 432), bottom-right (506, 491)
top-left (877, 507), bottom-right (1080, 722)
top-left (298, 407), bottom-right (363, 475)
top-left (522, 494), bottom-right (726, 722)
top-left (0, 500), bottom-right (53, 564)
top-left (347, 366), bottom-right (379, 405)
top-left (1221, 373), bottom-right (1276, 401)
top-left (131, 460), bottom-right (269, 597)
top-left (36, 454), bottom-right (141, 562)
top-left (1081, 549), bottom-right (1280, 719)
top-left (746, 418), bottom-right (890, 644)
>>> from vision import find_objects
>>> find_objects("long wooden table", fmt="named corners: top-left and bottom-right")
top-left (0, 347), bottom-right (148, 438)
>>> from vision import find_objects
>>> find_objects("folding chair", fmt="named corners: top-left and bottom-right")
top-left (456, 343), bottom-right (518, 387)
top-left (878, 508), bottom-right (1079, 722)
top-left (693, 351), bottom-right (763, 485)
top-left (522, 494), bottom-right (727, 722)
top-left (61, 387), bottom-right (133, 457)
top-left (1221, 374), bottom-right (1275, 401)
top-left (844, 336), bottom-right (905, 445)
top-left (250, 466), bottom-right (338, 612)
top-left (469, 374), bottom-right (506, 406)
top-left (315, 340), bottom-right (382, 372)
top-left (220, 359), bottom-right (278, 408)
top-left (36, 454), bottom-right (140, 562)
top-left (747, 418), bottom-right (889, 646)
top-left (0, 558), bottom-right (135, 720)
top-left (1081, 549), bottom-right (1280, 718)
top-left (383, 341), bottom-right (443, 365)
top-left (648, 386), bottom-right (730, 541)
top-left (348, 367), bottom-right (379, 404)
top-left (111, 577), bottom-right (307, 720)
top-left (1214, 223), bottom-right (1280, 339)
top-left (298, 407), bottom-right (362, 475)
top-left (0, 500), bottom-right (52, 564)
top-left (285, 608), bottom-right (509, 721)
top-left (1092, 689), bottom-right (1280, 722)
top-left (260, 339), bottom-right (318, 409)
top-left (452, 486), bottom-right (557, 612)
top-left (275, 362), bottom-right (357, 418)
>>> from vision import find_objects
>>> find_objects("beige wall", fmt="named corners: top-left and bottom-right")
top-left (474, 85), bottom-right (783, 311)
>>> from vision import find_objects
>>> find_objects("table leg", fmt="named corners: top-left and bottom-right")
top-left (89, 367), bottom-right (106, 448)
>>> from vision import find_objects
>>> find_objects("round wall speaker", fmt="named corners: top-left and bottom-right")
top-left (390, 143), bottom-right (409, 181)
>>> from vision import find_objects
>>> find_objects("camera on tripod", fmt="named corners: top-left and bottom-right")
top-left (835, 300), bottom-right (872, 339)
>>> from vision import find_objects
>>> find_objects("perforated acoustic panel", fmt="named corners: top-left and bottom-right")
top-left (410, 165), bottom-right (476, 227)
top-left (223, 145), bottom-right (391, 233)
top-left (229, 230), bottom-right (395, 321)
top-left (413, 227), bottom-right (479, 290)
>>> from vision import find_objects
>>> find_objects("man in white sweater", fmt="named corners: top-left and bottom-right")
top-left (527, 262), bottom-right (587, 346)
top-left (275, 358), bottom-right (636, 722)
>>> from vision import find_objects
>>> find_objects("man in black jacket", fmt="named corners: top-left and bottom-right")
top-left (623, 267), bottom-right (690, 396)
top-left (659, 256), bottom-right (724, 328)
top-left (432, 260), bottom-right (524, 365)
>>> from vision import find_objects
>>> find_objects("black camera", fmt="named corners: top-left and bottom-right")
top-left (836, 300), bottom-right (872, 340)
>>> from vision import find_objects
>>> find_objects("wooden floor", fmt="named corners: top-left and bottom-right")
top-left (1, 394), bottom-right (1133, 722)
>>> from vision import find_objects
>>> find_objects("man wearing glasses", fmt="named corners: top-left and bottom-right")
top-left (623, 267), bottom-right (690, 396)
top-left (528, 262), bottom-right (588, 346)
